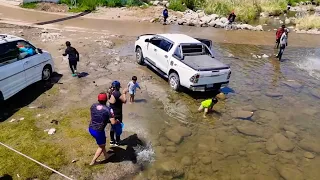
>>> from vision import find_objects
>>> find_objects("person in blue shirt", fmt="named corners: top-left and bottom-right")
top-left (163, 6), bottom-right (169, 25)
top-left (17, 43), bottom-right (35, 58)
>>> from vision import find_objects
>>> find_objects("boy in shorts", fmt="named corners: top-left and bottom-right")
top-left (198, 98), bottom-right (218, 118)
top-left (127, 76), bottom-right (141, 103)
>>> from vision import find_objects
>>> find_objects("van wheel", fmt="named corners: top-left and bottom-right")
top-left (169, 72), bottom-right (180, 91)
top-left (42, 65), bottom-right (52, 81)
top-left (136, 47), bottom-right (144, 65)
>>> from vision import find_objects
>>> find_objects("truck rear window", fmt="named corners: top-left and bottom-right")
top-left (182, 44), bottom-right (203, 54)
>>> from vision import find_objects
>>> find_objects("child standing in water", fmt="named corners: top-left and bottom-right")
top-left (198, 98), bottom-right (218, 118)
top-left (127, 76), bottom-right (141, 103)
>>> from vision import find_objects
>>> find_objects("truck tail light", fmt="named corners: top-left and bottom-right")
top-left (190, 74), bottom-right (200, 83)
top-left (227, 71), bottom-right (231, 79)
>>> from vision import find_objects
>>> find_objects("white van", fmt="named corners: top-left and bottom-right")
top-left (0, 34), bottom-right (55, 102)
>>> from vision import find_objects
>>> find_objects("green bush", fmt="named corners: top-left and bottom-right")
top-left (106, 0), bottom-right (122, 7)
top-left (20, 2), bottom-right (37, 9)
top-left (169, 0), bottom-right (187, 11)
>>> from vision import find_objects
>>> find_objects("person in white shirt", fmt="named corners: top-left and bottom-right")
top-left (276, 29), bottom-right (289, 61)
top-left (127, 76), bottom-right (141, 103)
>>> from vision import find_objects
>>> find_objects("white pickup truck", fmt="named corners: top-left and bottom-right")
top-left (134, 33), bottom-right (231, 91)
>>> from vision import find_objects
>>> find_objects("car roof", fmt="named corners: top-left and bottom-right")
top-left (0, 34), bottom-right (25, 44)
top-left (158, 34), bottom-right (200, 44)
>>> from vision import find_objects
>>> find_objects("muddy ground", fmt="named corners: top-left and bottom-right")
top-left (0, 23), bottom-right (190, 180)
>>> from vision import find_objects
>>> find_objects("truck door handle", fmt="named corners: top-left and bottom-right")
top-left (164, 55), bottom-right (168, 58)
top-left (24, 61), bottom-right (29, 64)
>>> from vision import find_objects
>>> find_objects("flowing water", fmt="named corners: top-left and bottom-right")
top-left (128, 42), bottom-right (320, 180)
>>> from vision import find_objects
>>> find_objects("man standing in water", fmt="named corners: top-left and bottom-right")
top-left (88, 93), bottom-right (117, 166)
top-left (109, 81), bottom-right (127, 146)
top-left (276, 29), bottom-right (289, 61)
top-left (275, 25), bottom-right (286, 49)
top-left (62, 41), bottom-right (80, 77)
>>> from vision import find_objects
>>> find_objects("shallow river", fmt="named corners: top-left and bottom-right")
top-left (122, 40), bottom-right (320, 180)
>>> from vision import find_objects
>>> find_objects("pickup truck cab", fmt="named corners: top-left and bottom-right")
top-left (0, 34), bottom-right (54, 102)
top-left (134, 33), bottom-right (231, 91)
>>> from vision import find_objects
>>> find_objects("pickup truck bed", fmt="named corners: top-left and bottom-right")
top-left (183, 55), bottom-right (229, 71)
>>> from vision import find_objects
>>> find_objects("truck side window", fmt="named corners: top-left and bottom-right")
top-left (173, 46), bottom-right (182, 59)
top-left (150, 37), bottom-right (162, 47)
top-left (0, 42), bottom-right (19, 67)
top-left (159, 39), bottom-right (173, 52)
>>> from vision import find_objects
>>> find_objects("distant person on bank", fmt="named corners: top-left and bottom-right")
top-left (198, 98), bottom-right (218, 118)
top-left (163, 6), bottom-right (169, 25)
top-left (88, 93), bottom-right (118, 166)
top-left (228, 10), bottom-right (236, 24)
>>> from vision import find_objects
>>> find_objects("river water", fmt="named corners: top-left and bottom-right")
top-left (125, 40), bottom-right (320, 180)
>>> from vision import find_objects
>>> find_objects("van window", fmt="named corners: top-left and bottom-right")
top-left (0, 42), bottom-right (19, 66)
top-left (16, 41), bottom-right (36, 60)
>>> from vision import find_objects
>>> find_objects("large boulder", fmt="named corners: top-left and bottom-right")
top-left (273, 133), bottom-right (295, 152)
top-left (215, 21), bottom-right (226, 28)
top-left (266, 138), bottom-right (279, 155)
top-left (164, 126), bottom-right (192, 144)
top-left (200, 16), bottom-right (212, 24)
top-left (181, 156), bottom-right (192, 166)
top-left (236, 122), bottom-right (264, 137)
top-left (177, 19), bottom-right (185, 25)
top-left (218, 17), bottom-right (229, 24)
top-left (158, 161), bottom-right (184, 178)
top-left (231, 110), bottom-right (254, 119)
top-left (276, 164), bottom-right (304, 180)
top-left (298, 139), bottom-right (320, 153)
top-left (254, 25), bottom-right (263, 31)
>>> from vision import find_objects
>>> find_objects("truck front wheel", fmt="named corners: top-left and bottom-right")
top-left (169, 72), bottom-right (180, 91)
top-left (136, 47), bottom-right (144, 65)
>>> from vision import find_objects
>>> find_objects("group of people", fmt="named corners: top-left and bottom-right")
top-left (88, 79), bottom-right (141, 165)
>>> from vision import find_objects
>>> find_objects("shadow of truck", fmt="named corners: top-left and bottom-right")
top-left (0, 73), bottom-right (62, 122)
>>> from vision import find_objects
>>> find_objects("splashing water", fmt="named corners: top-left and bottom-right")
top-left (135, 143), bottom-right (155, 166)
top-left (294, 57), bottom-right (320, 79)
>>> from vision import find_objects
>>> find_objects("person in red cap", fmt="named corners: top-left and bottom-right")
top-left (88, 92), bottom-right (118, 166)
top-left (228, 10), bottom-right (236, 24)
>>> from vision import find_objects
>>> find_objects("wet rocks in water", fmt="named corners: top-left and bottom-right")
top-left (216, 92), bottom-right (226, 100)
top-left (298, 139), bottom-right (320, 153)
top-left (282, 125), bottom-right (299, 134)
top-left (276, 164), bottom-right (303, 180)
top-left (309, 88), bottom-right (320, 99)
top-left (262, 54), bottom-right (269, 58)
top-left (155, 146), bottom-right (166, 154)
top-left (266, 138), bottom-right (279, 155)
top-left (158, 161), bottom-right (184, 178)
top-left (164, 126), bottom-right (192, 144)
top-left (241, 105), bottom-right (258, 112)
top-left (181, 156), bottom-right (192, 166)
top-left (282, 80), bottom-right (303, 91)
top-left (273, 133), bottom-right (295, 152)
top-left (265, 91), bottom-right (283, 98)
top-left (236, 122), bottom-right (264, 137)
top-left (231, 110), bottom-right (254, 119)
top-left (201, 156), bottom-right (212, 165)
top-left (166, 146), bottom-right (177, 153)
top-left (304, 152), bottom-right (315, 159)
top-left (285, 131), bottom-right (296, 139)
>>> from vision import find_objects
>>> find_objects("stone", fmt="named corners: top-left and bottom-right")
top-left (155, 146), bottom-right (165, 154)
top-left (198, 12), bottom-right (205, 18)
top-left (166, 142), bottom-right (175, 146)
top-left (48, 128), bottom-right (56, 135)
top-left (200, 16), bottom-right (212, 24)
top-left (255, 25), bottom-right (263, 31)
top-left (219, 17), bottom-right (228, 24)
top-left (273, 133), bottom-right (295, 151)
top-left (260, 12), bottom-right (269, 17)
top-left (166, 146), bottom-right (177, 152)
top-left (266, 138), bottom-right (279, 155)
top-left (158, 161), bottom-right (184, 178)
top-left (177, 19), bottom-right (185, 25)
top-left (282, 80), bottom-right (303, 90)
top-left (231, 110), bottom-right (254, 119)
top-left (304, 152), bottom-right (315, 159)
top-left (236, 122), bottom-right (264, 137)
top-left (164, 126), bottom-right (192, 144)
top-left (285, 18), bottom-right (291, 24)
top-left (9, 119), bottom-right (16, 122)
top-left (152, 1), bottom-right (159, 6)
top-left (309, 88), bottom-right (320, 99)
top-left (214, 21), bottom-right (226, 28)
top-left (276, 164), bottom-right (303, 180)
top-left (216, 92), bottom-right (226, 100)
top-left (181, 156), bottom-right (192, 166)
top-left (262, 54), bottom-right (269, 58)
top-left (265, 91), bottom-right (283, 98)
top-left (283, 125), bottom-right (299, 133)
top-left (208, 20), bottom-right (216, 27)
top-left (201, 157), bottom-right (212, 165)
top-left (298, 139), bottom-right (320, 153)
top-left (19, 117), bottom-right (24, 121)
top-left (160, 0), bottom-right (168, 5)
top-left (285, 131), bottom-right (296, 139)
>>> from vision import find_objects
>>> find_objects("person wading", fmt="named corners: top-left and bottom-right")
top-left (108, 81), bottom-right (127, 146)
top-left (275, 25), bottom-right (286, 49)
top-left (62, 41), bottom-right (79, 77)
top-left (88, 93), bottom-right (117, 166)
top-left (276, 29), bottom-right (289, 61)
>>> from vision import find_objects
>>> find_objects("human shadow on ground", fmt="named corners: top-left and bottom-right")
top-left (0, 72), bottom-right (63, 122)
top-left (102, 134), bottom-right (145, 164)
top-left (35, 11), bottom-right (91, 25)
top-left (134, 99), bottom-right (147, 103)
top-left (77, 72), bottom-right (89, 78)
top-left (0, 174), bottom-right (13, 180)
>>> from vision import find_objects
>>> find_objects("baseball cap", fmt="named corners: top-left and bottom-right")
top-left (98, 93), bottom-right (107, 101)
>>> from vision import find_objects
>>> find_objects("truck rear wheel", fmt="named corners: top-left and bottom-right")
top-left (169, 72), bottom-right (180, 91)
top-left (136, 47), bottom-right (144, 65)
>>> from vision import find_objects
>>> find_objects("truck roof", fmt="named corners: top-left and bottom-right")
top-left (158, 34), bottom-right (200, 44)
top-left (0, 34), bottom-right (25, 44)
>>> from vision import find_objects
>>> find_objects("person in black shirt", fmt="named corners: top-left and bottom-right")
top-left (62, 41), bottom-right (79, 77)
top-left (108, 81), bottom-right (127, 146)
top-left (88, 93), bottom-right (117, 165)
top-left (228, 11), bottom-right (236, 24)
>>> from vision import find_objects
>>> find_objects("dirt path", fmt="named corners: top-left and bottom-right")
top-left (1, 3), bottom-right (320, 47)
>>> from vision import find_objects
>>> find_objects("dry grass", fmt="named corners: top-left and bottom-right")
top-left (296, 15), bottom-right (320, 30)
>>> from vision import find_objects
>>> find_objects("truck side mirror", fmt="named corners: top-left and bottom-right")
top-left (37, 48), bottom-right (43, 54)
top-left (145, 39), bottom-right (150, 43)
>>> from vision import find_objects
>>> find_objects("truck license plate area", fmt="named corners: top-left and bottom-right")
top-left (206, 84), bottom-right (213, 88)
